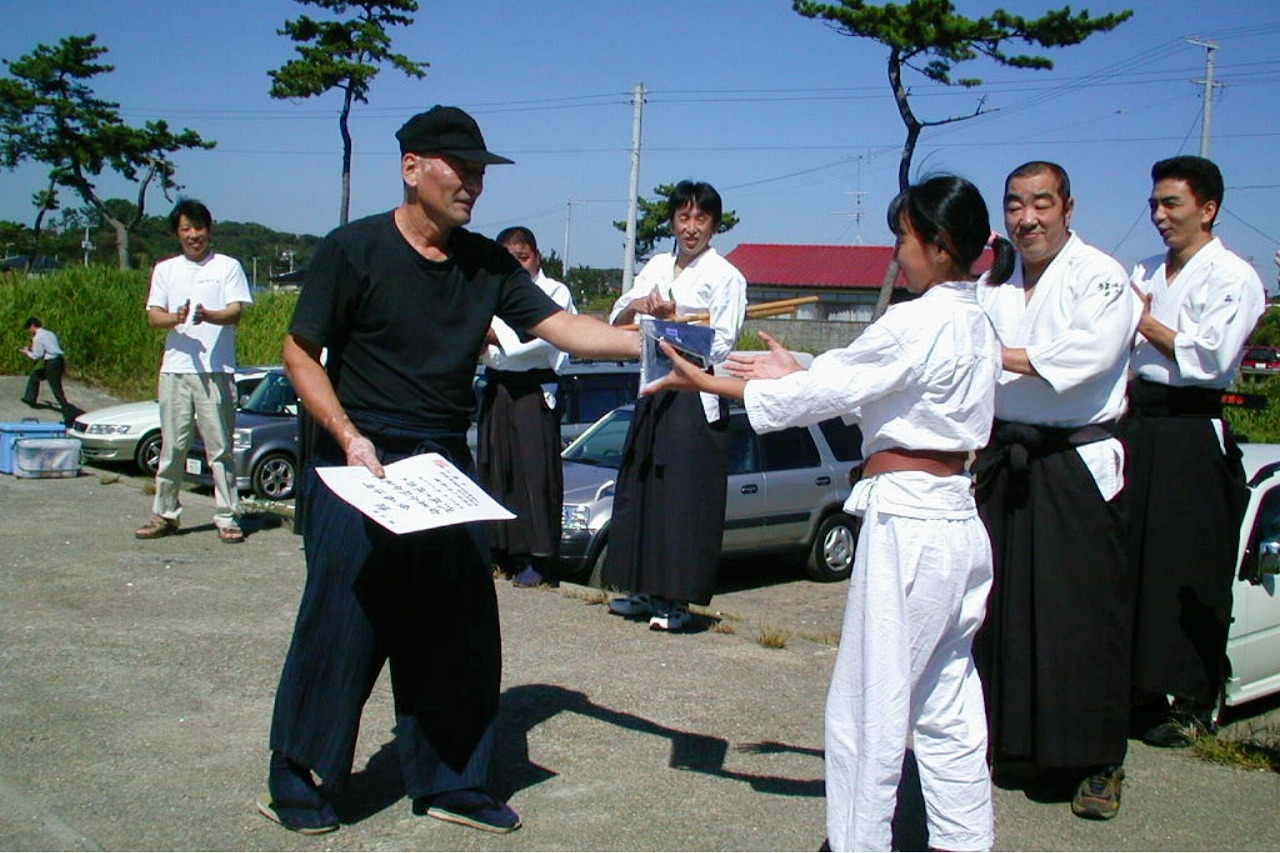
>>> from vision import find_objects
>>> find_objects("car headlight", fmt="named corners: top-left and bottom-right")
top-left (562, 504), bottom-right (592, 532)
top-left (86, 423), bottom-right (132, 435)
top-left (233, 429), bottom-right (252, 450)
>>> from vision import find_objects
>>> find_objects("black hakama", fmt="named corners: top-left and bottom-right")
top-left (974, 421), bottom-right (1132, 770)
top-left (1125, 379), bottom-right (1248, 706)
top-left (601, 389), bottom-right (729, 605)
top-left (269, 414), bottom-right (500, 795)
top-left (477, 368), bottom-right (563, 567)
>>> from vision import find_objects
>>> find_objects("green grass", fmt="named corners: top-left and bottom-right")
top-left (1192, 724), bottom-right (1280, 773)
top-left (1, 266), bottom-right (297, 401)
top-left (1227, 374), bottom-right (1280, 444)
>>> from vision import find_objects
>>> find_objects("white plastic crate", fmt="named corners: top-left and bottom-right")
top-left (12, 437), bottom-right (82, 479)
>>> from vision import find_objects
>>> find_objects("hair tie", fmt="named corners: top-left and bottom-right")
top-left (986, 230), bottom-right (1001, 247)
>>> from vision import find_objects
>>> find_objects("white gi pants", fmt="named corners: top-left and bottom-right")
top-left (826, 472), bottom-right (994, 852)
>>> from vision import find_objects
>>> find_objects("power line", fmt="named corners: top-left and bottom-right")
top-left (1220, 207), bottom-right (1280, 246)
top-left (110, 59), bottom-right (1280, 124)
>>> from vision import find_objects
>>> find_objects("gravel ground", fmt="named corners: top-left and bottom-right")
top-left (1, 374), bottom-right (1277, 851)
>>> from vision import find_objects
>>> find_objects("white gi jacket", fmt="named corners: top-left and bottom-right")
top-left (483, 270), bottom-right (576, 373)
top-left (742, 281), bottom-right (1000, 517)
top-left (610, 246), bottom-right (747, 422)
top-left (1129, 237), bottom-right (1266, 389)
top-left (976, 232), bottom-right (1134, 427)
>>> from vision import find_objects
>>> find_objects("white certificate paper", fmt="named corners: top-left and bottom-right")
top-left (316, 453), bottom-right (515, 535)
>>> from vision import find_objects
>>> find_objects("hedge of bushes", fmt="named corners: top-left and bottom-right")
top-left (0, 266), bottom-right (296, 402)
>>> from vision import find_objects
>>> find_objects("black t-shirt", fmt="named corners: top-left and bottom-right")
top-left (290, 212), bottom-right (560, 426)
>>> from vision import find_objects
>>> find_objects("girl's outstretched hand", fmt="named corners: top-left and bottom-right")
top-left (724, 331), bottom-right (804, 380)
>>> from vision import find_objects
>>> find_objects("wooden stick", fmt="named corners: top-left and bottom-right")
top-left (747, 295), bottom-right (819, 313)
top-left (619, 295), bottom-right (819, 330)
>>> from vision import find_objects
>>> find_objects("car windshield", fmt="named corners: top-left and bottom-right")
top-left (241, 372), bottom-right (299, 417)
top-left (561, 408), bottom-right (633, 468)
top-left (1246, 347), bottom-right (1276, 361)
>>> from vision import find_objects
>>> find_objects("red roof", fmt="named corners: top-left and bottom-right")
top-left (725, 243), bottom-right (994, 290)
top-left (725, 243), bottom-right (907, 290)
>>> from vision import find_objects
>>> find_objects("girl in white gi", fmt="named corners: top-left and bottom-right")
top-left (647, 175), bottom-right (1013, 852)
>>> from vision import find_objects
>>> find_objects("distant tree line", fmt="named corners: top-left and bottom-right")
top-left (0, 202), bottom-right (321, 284)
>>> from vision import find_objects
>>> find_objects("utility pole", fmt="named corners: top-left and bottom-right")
top-left (563, 199), bottom-right (575, 285)
top-left (620, 83), bottom-right (646, 294)
top-left (1187, 37), bottom-right (1220, 158)
top-left (80, 225), bottom-right (92, 266)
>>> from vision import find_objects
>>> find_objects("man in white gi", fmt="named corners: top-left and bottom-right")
top-left (135, 199), bottom-right (252, 543)
top-left (603, 180), bottom-right (746, 632)
top-left (1126, 155), bottom-right (1265, 746)
top-left (478, 226), bottom-right (576, 588)
top-left (974, 161), bottom-right (1136, 820)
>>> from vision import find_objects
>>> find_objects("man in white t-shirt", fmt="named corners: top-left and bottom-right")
top-left (135, 200), bottom-right (253, 543)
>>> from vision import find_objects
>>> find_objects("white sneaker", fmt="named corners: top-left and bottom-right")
top-left (649, 600), bottom-right (691, 632)
top-left (608, 594), bottom-right (653, 617)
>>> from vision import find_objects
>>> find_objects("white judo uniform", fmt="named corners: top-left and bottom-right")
top-left (483, 269), bottom-right (576, 373)
top-left (1129, 236), bottom-right (1265, 389)
top-left (974, 232), bottom-right (1136, 772)
top-left (1126, 236), bottom-right (1265, 705)
top-left (977, 232), bottom-right (1133, 430)
top-left (610, 246), bottom-right (747, 420)
top-left (742, 282), bottom-right (1000, 852)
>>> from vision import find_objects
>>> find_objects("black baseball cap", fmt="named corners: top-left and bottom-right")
top-left (395, 105), bottom-right (514, 165)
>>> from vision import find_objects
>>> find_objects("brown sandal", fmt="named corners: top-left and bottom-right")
top-left (218, 525), bottom-right (245, 544)
top-left (135, 516), bottom-right (179, 539)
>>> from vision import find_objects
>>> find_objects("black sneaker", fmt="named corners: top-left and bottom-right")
top-left (1142, 705), bottom-right (1215, 748)
top-left (511, 566), bottom-right (545, 587)
top-left (1071, 765), bottom-right (1124, 820)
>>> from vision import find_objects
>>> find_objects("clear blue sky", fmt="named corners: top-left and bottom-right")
top-left (2, 0), bottom-right (1277, 283)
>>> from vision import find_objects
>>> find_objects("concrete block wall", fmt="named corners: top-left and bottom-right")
top-left (741, 318), bottom-right (870, 355)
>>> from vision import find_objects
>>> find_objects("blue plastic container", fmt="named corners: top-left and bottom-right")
top-left (0, 420), bottom-right (67, 474)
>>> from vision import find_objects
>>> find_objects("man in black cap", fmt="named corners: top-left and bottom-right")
top-left (259, 105), bottom-right (639, 836)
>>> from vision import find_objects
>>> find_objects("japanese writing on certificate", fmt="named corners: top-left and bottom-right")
top-left (316, 453), bottom-right (515, 535)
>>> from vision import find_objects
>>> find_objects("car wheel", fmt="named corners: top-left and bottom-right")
top-left (805, 511), bottom-right (859, 582)
top-left (135, 432), bottom-right (163, 477)
top-left (586, 541), bottom-right (610, 589)
top-left (252, 452), bottom-right (297, 501)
